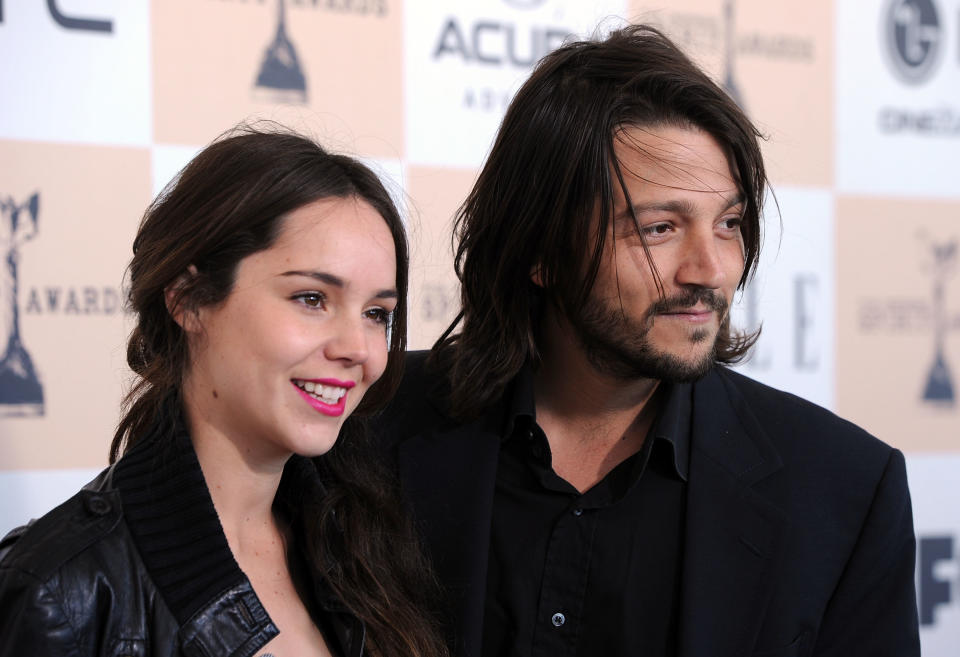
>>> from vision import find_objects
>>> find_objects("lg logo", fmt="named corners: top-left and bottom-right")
top-left (884, 0), bottom-right (942, 84)
top-left (876, 0), bottom-right (960, 134)
top-left (0, 0), bottom-right (113, 33)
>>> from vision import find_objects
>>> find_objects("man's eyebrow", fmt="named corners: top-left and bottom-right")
top-left (720, 193), bottom-right (746, 212)
top-left (281, 270), bottom-right (398, 300)
top-left (618, 193), bottom-right (745, 221)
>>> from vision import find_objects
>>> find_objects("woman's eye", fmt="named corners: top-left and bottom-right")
top-left (294, 292), bottom-right (325, 308)
top-left (364, 308), bottom-right (392, 326)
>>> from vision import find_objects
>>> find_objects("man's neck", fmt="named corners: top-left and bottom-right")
top-left (532, 312), bottom-right (664, 493)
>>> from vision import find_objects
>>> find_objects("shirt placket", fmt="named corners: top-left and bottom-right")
top-left (530, 500), bottom-right (597, 657)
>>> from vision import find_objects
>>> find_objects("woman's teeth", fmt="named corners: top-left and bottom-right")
top-left (294, 380), bottom-right (347, 405)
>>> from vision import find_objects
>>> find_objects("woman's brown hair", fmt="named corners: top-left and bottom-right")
top-left (114, 126), bottom-right (448, 657)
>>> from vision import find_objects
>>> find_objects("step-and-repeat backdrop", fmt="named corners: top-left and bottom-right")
top-left (1, 1), bottom-right (957, 650)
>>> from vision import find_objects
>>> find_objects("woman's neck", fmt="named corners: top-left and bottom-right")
top-left (182, 392), bottom-right (290, 554)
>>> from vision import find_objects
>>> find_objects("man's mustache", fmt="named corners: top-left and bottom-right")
top-left (648, 288), bottom-right (728, 316)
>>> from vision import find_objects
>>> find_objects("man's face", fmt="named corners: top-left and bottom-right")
top-left (571, 124), bottom-right (746, 382)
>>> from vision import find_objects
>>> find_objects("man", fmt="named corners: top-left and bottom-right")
top-left (376, 25), bottom-right (919, 657)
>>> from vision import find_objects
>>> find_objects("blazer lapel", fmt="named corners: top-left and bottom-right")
top-left (397, 407), bottom-right (502, 657)
top-left (678, 369), bottom-right (787, 657)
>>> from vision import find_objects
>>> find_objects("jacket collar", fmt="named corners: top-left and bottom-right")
top-left (677, 367), bottom-right (786, 657)
top-left (112, 404), bottom-right (251, 628)
top-left (113, 402), bottom-right (363, 657)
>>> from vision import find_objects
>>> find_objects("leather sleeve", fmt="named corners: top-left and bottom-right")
top-left (811, 448), bottom-right (920, 657)
top-left (0, 565), bottom-right (82, 657)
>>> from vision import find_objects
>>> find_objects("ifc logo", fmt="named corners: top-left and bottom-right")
top-left (884, 0), bottom-right (942, 84)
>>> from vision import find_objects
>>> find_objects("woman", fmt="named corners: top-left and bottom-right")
top-left (0, 128), bottom-right (448, 657)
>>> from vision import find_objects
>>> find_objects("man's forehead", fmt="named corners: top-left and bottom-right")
top-left (611, 125), bottom-right (741, 205)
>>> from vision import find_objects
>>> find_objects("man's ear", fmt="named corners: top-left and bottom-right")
top-left (165, 265), bottom-right (200, 333)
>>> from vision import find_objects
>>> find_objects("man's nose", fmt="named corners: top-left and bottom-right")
top-left (675, 231), bottom-right (726, 289)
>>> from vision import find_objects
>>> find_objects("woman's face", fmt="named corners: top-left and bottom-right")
top-left (182, 196), bottom-right (398, 465)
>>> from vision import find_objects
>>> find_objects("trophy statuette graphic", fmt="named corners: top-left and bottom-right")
top-left (722, 0), bottom-right (745, 109)
top-left (0, 193), bottom-right (44, 417)
top-left (254, 0), bottom-right (308, 104)
top-left (922, 237), bottom-right (956, 404)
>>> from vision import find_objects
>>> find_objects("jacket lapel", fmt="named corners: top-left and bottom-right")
top-left (397, 407), bottom-right (502, 657)
top-left (678, 369), bottom-right (787, 657)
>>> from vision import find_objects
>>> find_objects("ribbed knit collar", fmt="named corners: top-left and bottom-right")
top-left (111, 401), bottom-right (324, 626)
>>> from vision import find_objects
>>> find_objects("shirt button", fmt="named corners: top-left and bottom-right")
top-left (551, 612), bottom-right (566, 627)
top-left (572, 508), bottom-right (583, 517)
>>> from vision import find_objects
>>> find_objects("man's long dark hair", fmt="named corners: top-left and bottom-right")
top-left (433, 25), bottom-right (767, 419)
top-left (114, 127), bottom-right (448, 657)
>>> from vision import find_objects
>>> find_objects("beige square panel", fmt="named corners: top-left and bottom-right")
top-left (152, 0), bottom-right (403, 158)
top-left (628, 0), bottom-right (833, 187)
top-left (0, 141), bottom-right (151, 470)
top-left (836, 196), bottom-right (960, 452)
top-left (404, 166), bottom-right (478, 351)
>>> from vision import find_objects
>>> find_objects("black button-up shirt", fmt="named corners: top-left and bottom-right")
top-left (482, 368), bottom-right (691, 657)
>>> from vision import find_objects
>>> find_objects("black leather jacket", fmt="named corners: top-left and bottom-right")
top-left (0, 414), bottom-right (364, 657)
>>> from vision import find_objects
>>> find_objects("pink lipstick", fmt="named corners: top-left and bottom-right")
top-left (291, 378), bottom-right (355, 417)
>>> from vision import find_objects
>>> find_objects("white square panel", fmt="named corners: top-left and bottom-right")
top-left (731, 186), bottom-right (835, 410)
top-left (905, 453), bottom-right (960, 654)
top-left (0, 0), bottom-right (151, 146)
top-left (836, 0), bottom-right (960, 198)
top-left (405, 0), bottom-right (627, 168)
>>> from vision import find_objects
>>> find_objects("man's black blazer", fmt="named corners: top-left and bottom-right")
top-left (375, 352), bottom-right (920, 657)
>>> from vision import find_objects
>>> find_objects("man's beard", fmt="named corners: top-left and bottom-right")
top-left (572, 287), bottom-right (729, 382)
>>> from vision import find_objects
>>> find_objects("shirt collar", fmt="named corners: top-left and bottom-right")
top-left (503, 362), bottom-right (537, 439)
top-left (649, 380), bottom-right (691, 481)
top-left (503, 362), bottom-right (691, 482)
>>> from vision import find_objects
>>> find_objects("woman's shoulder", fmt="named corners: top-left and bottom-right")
top-left (0, 468), bottom-right (121, 575)
top-left (0, 478), bottom-right (167, 655)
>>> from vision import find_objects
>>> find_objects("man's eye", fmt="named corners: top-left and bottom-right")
top-left (642, 223), bottom-right (671, 236)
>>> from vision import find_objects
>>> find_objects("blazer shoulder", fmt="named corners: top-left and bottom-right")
top-left (398, 350), bottom-right (433, 393)
top-left (713, 366), bottom-right (895, 463)
top-left (709, 368), bottom-right (913, 565)
top-left (372, 350), bottom-right (448, 445)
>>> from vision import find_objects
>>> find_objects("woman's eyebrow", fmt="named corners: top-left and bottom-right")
top-left (281, 270), bottom-right (397, 299)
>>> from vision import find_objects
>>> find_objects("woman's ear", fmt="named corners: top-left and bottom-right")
top-left (165, 266), bottom-right (200, 332)
top-left (530, 262), bottom-right (544, 288)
